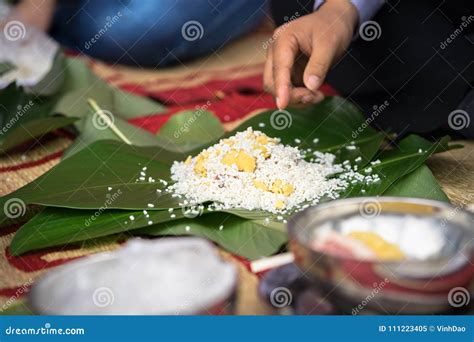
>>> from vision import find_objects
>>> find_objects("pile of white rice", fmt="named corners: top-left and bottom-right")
top-left (169, 128), bottom-right (376, 214)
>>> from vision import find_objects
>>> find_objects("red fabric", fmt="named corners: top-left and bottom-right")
top-left (0, 150), bottom-right (64, 173)
top-left (117, 64), bottom-right (265, 101)
top-left (0, 286), bottom-right (32, 298)
top-left (147, 74), bottom-right (267, 105)
top-left (6, 246), bottom-right (83, 273)
top-left (128, 75), bottom-right (338, 133)
top-left (129, 92), bottom-right (276, 133)
top-left (123, 73), bottom-right (338, 106)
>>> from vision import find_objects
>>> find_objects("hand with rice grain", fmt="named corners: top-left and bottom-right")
top-left (264, 0), bottom-right (358, 109)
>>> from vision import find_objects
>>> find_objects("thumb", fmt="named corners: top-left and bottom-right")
top-left (303, 38), bottom-right (336, 92)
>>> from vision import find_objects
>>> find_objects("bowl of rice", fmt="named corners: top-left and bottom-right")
top-left (28, 238), bottom-right (237, 315)
top-left (287, 197), bottom-right (474, 314)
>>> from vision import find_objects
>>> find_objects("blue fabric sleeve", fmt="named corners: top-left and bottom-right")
top-left (313, 0), bottom-right (385, 24)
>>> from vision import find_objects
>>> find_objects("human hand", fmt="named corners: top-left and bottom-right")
top-left (264, 0), bottom-right (358, 109)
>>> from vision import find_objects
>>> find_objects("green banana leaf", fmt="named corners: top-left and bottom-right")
top-left (383, 164), bottom-right (449, 202)
top-left (26, 52), bottom-right (66, 96)
top-left (157, 110), bottom-right (225, 153)
top-left (3, 96), bottom-right (458, 259)
top-left (0, 141), bottom-right (183, 224)
top-left (0, 84), bottom-right (77, 153)
top-left (340, 135), bottom-right (451, 197)
top-left (10, 207), bottom-right (187, 255)
top-left (0, 98), bottom-right (447, 216)
top-left (9, 164), bottom-right (449, 258)
top-left (6, 136), bottom-right (454, 258)
top-left (134, 213), bottom-right (287, 260)
top-left (52, 57), bottom-right (166, 120)
top-left (11, 207), bottom-right (287, 260)
top-left (9, 163), bottom-right (450, 258)
top-left (62, 113), bottom-right (177, 159)
top-left (0, 55), bottom-right (167, 154)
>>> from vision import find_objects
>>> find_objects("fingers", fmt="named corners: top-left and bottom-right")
top-left (263, 45), bottom-right (274, 94)
top-left (264, 30), bottom-right (327, 108)
top-left (272, 34), bottom-right (299, 109)
top-left (264, 44), bottom-right (322, 106)
top-left (303, 36), bottom-right (337, 92)
top-left (291, 87), bottom-right (324, 106)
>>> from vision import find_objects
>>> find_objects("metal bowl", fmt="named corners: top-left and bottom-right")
top-left (28, 238), bottom-right (237, 315)
top-left (287, 197), bottom-right (474, 314)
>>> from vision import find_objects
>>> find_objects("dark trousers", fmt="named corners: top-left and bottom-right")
top-left (271, 0), bottom-right (474, 138)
